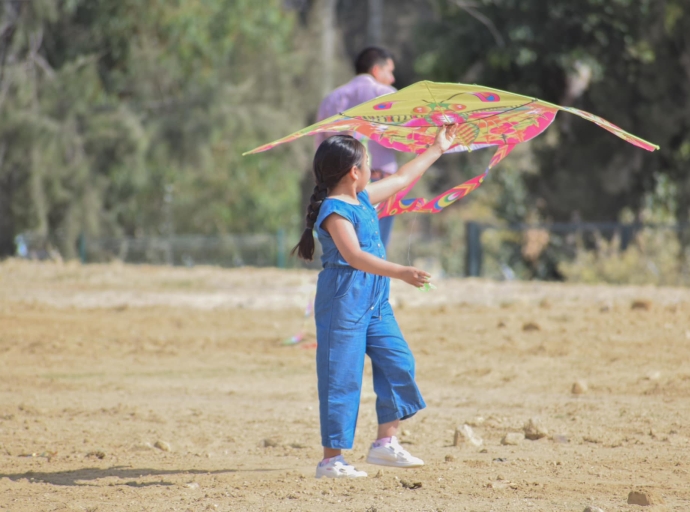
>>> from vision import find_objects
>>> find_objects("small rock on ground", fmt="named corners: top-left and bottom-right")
top-left (400, 479), bottom-right (422, 489)
top-left (572, 380), bottom-right (588, 395)
top-left (631, 299), bottom-right (652, 311)
top-left (522, 322), bottom-right (541, 332)
top-left (524, 417), bottom-right (549, 440)
top-left (501, 432), bottom-right (524, 445)
top-left (154, 440), bottom-right (171, 452)
top-left (454, 424), bottom-right (483, 447)
top-left (628, 490), bottom-right (664, 506)
top-left (583, 507), bottom-right (605, 512)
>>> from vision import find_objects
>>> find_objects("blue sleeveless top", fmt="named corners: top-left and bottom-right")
top-left (314, 190), bottom-right (386, 268)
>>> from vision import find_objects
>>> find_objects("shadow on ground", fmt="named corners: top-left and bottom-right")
top-left (1, 465), bottom-right (284, 486)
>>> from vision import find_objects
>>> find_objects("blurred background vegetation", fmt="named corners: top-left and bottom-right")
top-left (1, 0), bottom-right (689, 283)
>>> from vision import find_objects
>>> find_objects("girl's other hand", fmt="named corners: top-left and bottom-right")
top-left (399, 267), bottom-right (431, 288)
top-left (432, 124), bottom-right (461, 153)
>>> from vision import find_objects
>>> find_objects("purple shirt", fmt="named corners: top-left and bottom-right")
top-left (315, 74), bottom-right (398, 175)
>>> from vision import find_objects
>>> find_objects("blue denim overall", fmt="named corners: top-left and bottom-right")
top-left (314, 190), bottom-right (426, 449)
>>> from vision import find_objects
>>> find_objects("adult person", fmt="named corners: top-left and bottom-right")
top-left (315, 47), bottom-right (398, 248)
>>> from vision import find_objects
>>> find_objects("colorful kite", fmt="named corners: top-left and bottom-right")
top-left (283, 295), bottom-right (314, 346)
top-left (244, 81), bottom-right (659, 218)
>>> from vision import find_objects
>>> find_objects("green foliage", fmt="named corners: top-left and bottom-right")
top-left (408, 0), bottom-right (690, 281)
top-left (3, 0), bottom-right (690, 281)
top-left (560, 174), bottom-right (690, 285)
top-left (418, 0), bottom-right (690, 225)
top-left (558, 229), bottom-right (690, 286)
top-left (0, 0), bottom-right (315, 257)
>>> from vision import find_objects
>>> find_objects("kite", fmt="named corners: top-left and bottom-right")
top-left (244, 81), bottom-right (659, 218)
top-left (283, 294), bottom-right (314, 346)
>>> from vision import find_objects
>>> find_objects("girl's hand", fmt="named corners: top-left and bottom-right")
top-left (399, 266), bottom-right (431, 288)
top-left (366, 124), bottom-right (460, 206)
top-left (431, 124), bottom-right (461, 153)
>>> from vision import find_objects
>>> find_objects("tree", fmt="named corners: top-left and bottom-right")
top-left (0, 0), bottom-right (319, 258)
top-left (416, 0), bottom-right (690, 226)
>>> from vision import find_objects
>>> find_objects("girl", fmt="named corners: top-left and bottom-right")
top-left (293, 125), bottom-right (460, 478)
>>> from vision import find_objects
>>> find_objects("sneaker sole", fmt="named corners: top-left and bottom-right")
top-left (366, 455), bottom-right (424, 468)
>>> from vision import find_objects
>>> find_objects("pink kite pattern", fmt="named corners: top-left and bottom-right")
top-left (244, 81), bottom-right (659, 217)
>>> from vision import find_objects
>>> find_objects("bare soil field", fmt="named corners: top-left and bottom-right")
top-left (1, 260), bottom-right (690, 511)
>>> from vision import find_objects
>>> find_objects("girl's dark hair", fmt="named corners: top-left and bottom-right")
top-left (292, 135), bottom-right (366, 261)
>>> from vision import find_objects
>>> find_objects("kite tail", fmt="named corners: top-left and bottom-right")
top-left (376, 176), bottom-right (424, 218)
top-left (377, 144), bottom-right (516, 218)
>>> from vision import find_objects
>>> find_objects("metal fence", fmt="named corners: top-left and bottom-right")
top-left (16, 231), bottom-right (294, 269)
top-left (84, 233), bottom-right (288, 268)
top-left (14, 221), bottom-right (690, 283)
top-left (463, 221), bottom-right (690, 281)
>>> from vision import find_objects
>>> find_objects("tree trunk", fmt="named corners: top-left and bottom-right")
top-left (0, 3), bottom-right (21, 257)
top-left (0, 142), bottom-right (16, 257)
top-left (367, 0), bottom-right (383, 46)
top-left (320, 0), bottom-right (337, 97)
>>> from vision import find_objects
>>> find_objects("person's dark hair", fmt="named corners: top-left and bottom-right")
top-left (292, 135), bottom-right (366, 261)
top-left (354, 46), bottom-right (393, 75)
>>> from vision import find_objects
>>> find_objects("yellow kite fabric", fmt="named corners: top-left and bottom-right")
top-left (244, 81), bottom-right (659, 217)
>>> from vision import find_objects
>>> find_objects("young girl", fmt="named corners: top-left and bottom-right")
top-left (293, 125), bottom-right (460, 478)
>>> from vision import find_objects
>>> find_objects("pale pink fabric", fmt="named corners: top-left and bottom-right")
top-left (315, 74), bottom-right (398, 175)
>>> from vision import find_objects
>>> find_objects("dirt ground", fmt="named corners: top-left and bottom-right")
top-left (1, 259), bottom-right (690, 512)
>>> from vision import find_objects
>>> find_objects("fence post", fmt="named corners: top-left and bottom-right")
top-left (78, 233), bottom-right (87, 264)
top-left (620, 224), bottom-right (635, 251)
top-left (465, 221), bottom-right (483, 277)
top-left (277, 229), bottom-right (286, 269)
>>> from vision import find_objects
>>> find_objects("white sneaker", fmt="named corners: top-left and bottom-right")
top-left (315, 455), bottom-right (368, 479)
top-left (366, 436), bottom-right (424, 468)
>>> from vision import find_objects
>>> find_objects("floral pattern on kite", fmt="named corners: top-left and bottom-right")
top-left (244, 81), bottom-right (659, 217)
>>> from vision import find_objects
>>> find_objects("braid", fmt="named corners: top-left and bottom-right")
top-left (306, 183), bottom-right (328, 229)
top-left (291, 135), bottom-right (365, 261)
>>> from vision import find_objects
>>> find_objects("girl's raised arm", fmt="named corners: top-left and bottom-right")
top-left (366, 124), bottom-right (460, 206)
